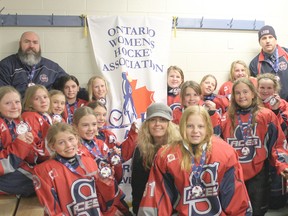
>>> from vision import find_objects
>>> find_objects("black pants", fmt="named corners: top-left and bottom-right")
top-left (245, 165), bottom-right (270, 216)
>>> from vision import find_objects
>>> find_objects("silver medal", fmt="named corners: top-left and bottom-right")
top-left (192, 185), bottom-right (203, 197)
top-left (100, 166), bottom-right (112, 178)
top-left (241, 147), bottom-right (250, 156)
top-left (275, 76), bottom-right (280, 82)
top-left (269, 97), bottom-right (277, 106)
top-left (52, 114), bottom-right (62, 123)
top-left (111, 154), bottom-right (121, 165)
top-left (98, 98), bottom-right (106, 105)
top-left (28, 82), bottom-right (35, 87)
top-left (16, 121), bottom-right (30, 134)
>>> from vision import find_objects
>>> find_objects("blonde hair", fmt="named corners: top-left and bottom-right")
top-left (137, 120), bottom-right (181, 170)
top-left (49, 89), bottom-right (66, 113)
top-left (0, 86), bottom-right (22, 118)
top-left (87, 76), bottom-right (109, 102)
top-left (229, 60), bottom-right (250, 81)
top-left (176, 105), bottom-right (213, 171)
top-left (257, 73), bottom-right (281, 93)
top-left (46, 122), bottom-right (79, 156)
top-left (22, 85), bottom-right (49, 111)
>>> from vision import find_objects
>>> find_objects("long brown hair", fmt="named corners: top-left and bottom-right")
top-left (228, 77), bottom-right (262, 135)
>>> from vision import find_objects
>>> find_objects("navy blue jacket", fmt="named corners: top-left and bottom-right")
top-left (0, 54), bottom-right (68, 97)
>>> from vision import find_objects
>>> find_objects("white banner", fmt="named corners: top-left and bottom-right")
top-left (87, 15), bottom-right (171, 205)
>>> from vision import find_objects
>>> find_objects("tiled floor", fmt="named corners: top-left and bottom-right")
top-left (266, 207), bottom-right (288, 216)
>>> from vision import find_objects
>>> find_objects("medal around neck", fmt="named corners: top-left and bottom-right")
top-left (16, 121), bottom-right (30, 134)
top-left (98, 98), bottom-right (106, 105)
top-left (269, 97), bottom-right (277, 106)
top-left (52, 114), bottom-right (62, 123)
top-left (100, 166), bottom-right (112, 178)
top-left (192, 185), bottom-right (203, 198)
top-left (28, 82), bottom-right (35, 87)
top-left (110, 154), bottom-right (121, 165)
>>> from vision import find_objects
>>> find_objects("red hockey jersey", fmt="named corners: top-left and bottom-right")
top-left (21, 111), bottom-right (51, 164)
top-left (63, 98), bottom-right (88, 124)
top-left (221, 107), bottom-right (288, 181)
top-left (139, 136), bottom-right (252, 215)
top-left (33, 154), bottom-right (115, 216)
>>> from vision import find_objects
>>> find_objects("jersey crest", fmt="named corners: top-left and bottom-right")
top-left (183, 162), bottom-right (222, 215)
top-left (67, 178), bottom-right (100, 216)
top-left (226, 123), bottom-right (261, 163)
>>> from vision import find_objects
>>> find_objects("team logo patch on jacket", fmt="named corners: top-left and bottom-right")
top-left (40, 74), bottom-right (49, 82)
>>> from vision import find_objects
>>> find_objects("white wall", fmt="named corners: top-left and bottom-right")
top-left (1, 0), bottom-right (288, 90)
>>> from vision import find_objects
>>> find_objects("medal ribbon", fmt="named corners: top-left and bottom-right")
top-left (55, 154), bottom-right (96, 177)
top-left (237, 111), bottom-right (253, 145)
top-left (28, 65), bottom-right (37, 84)
top-left (42, 113), bottom-right (52, 125)
top-left (191, 148), bottom-right (206, 185)
top-left (4, 119), bottom-right (16, 141)
top-left (82, 139), bottom-right (104, 160)
top-left (267, 48), bottom-right (279, 73)
top-left (66, 101), bottom-right (78, 124)
top-left (183, 142), bottom-right (207, 185)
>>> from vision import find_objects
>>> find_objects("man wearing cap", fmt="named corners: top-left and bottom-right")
top-left (249, 25), bottom-right (288, 101)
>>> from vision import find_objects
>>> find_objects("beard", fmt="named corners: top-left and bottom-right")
top-left (18, 47), bottom-right (42, 66)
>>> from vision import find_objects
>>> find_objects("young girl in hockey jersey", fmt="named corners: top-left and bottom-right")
top-left (58, 75), bottom-right (88, 124)
top-left (87, 101), bottom-right (138, 162)
top-left (131, 102), bottom-right (181, 215)
top-left (257, 73), bottom-right (288, 209)
top-left (22, 85), bottom-right (52, 163)
top-left (49, 89), bottom-right (66, 124)
top-left (167, 65), bottom-right (184, 110)
top-left (33, 122), bottom-right (116, 216)
top-left (73, 106), bottom-right (131, 216)
top-left (218, 60), bottom-right (257, 100)
top-left (221, 77), bottom-right (288, 216)
top-left (172, 80), bottom-right (222, 135)
top-left (87, 75), bottom-right (109, 105)
top-left (139, 105), bottom-right (252, 215)
top-left (200, 74), bottom-right (229, 115)
top-left (0, 86), bottom-right (35, 196)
